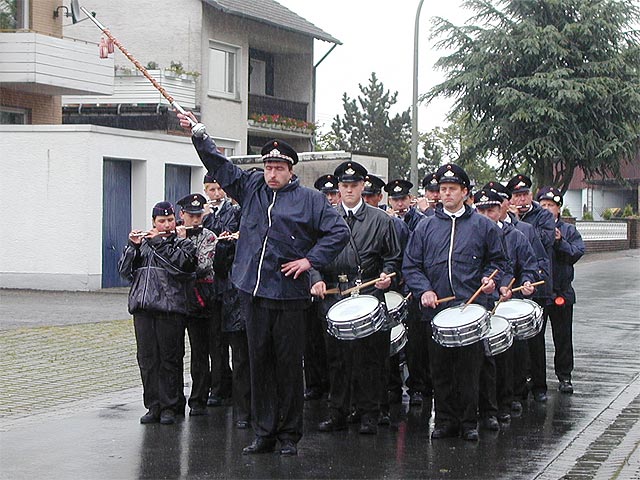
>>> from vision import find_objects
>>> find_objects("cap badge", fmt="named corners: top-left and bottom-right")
top-left (430, 178), bottom-right (438, 185)
top-left (480, 195), bottom-right (488, 202)
top-left (345, 167), bottom-right (355, 175)
top-left (554, 195), bottom-right (561, 202)
top-left (191, 200), bottom-right (199, 206)
top-left (364, 181), bottom-right (372, 188)
top-left (444, 170), bottom-right (455, 177)
top-left (270, 148), bottom-right (281, 156)
top-left (517, 181), bottom-right (526, 188)
top-left (393, 185), bottom-right (402, 192)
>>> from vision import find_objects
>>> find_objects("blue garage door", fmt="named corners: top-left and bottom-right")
top-left (102, 159), bottom-right (132, 288)
top-left (165, 164), bottom-right (191, 216)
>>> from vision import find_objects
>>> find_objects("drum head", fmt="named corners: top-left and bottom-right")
top-left (327, 295), bottom-right (380, 321)
top-left (384, 291), bottom-right (404, 311)
top-left (390, 323), bottom-right (405, 340)
top-left (494, 299), bottom-right (535, 319)
top-left (433, 304), bottom-right (487, 328)
top-left (488, 316), bottom-right (511, 336)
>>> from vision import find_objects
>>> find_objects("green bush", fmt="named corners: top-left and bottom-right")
top-left (602, 208), bottom-right (613, 220)
top-left (561, 207), bottom-right (572, 217)
top-left (623, 204), bottom-right (634, 217)
top-left (582, 211), bottom-right (594, 221)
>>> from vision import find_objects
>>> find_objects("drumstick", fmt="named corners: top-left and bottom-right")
top-left (435, 295), bottom-right (456, 305)
top-left (511, 280), bottom-right (545, 293)
top-left (490, 278), bottom-right (516, 315)
top-left (340, 272), bottom-right (397, 296)
top-left (463, 269), bottom-right (499, 310)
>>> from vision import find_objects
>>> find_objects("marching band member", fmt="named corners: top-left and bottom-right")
top-left (313, 161), bottom-right (402, 435)
top-left (416, 172), bottom-right (441, 216)
top-left (179, 111), bottom-right (350, 456)
top-left (507, 174), bottom-right (555, 403)
top-left (118, 202), bottom-right (197, 425)
top-left (175, 193), bottom-right (217, 417)
top-left (536, 187), bottom-right (585, 394)
top-left (473, 189), bottom-right (538, 428)
top-left (403, 164), bottom-right (508, 441)
top-left (202, 175), bottom-right (238, 407)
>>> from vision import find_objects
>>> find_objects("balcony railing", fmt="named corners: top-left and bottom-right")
top-left (248, 93), bottom-right (308, 121)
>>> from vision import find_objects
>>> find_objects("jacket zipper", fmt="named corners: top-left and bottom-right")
top-left (447, 216), bottom-right (456, 296)
top-left (253, 190), bottom-right (277, 296)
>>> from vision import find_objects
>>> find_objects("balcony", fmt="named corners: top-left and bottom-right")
top-left (248, 93), bottom-right (308, 121)
top-left (0, 32), bottom-right (113, 96)
top-left (247, 94), bottom-right (312, 139)
top-left (63, 69), bottom-right (197, 108)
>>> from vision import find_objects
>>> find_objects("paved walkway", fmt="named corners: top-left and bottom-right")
top-left (1, 250), bottom-right (639, 479)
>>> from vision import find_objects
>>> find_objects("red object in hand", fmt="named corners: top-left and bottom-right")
top-left (554, 296), bottom-right (566, 306)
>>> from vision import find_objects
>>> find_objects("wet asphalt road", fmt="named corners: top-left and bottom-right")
top-left (1, 251), bottom-right (639, 479)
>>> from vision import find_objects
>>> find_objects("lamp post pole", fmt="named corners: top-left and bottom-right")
top-left (411, 0), bottom-right (425, 194)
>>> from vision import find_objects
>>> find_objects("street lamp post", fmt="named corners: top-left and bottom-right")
top-left (411, 0), bottom-right (425, 194)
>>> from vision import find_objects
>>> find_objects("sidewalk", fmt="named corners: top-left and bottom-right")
top-left (1, 250), bottom-right (639, 479)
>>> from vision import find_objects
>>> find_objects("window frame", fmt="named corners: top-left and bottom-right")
top-left (207, 40), bottom-right (241, 101)
top-left (0, 106), bottom-right (30, 124)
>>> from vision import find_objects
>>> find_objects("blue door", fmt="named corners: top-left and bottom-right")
top-left (165, 164), bottom-right (191, 216)
top-left (102, 159), bottom-right (132, 288)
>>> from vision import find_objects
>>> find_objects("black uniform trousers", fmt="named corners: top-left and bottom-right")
top-left (325, 328), bottom-right (390, 421)
top-left (495, 346), bottom-right (514, 414)
top-left (428, 329), bottom-right (484, 432)
top-left (546, 304), bottom-right (574, 382)
top-left (405, 297), bottom-right (433, 396)
top-left (304, 301), bottom-right (329, 394)
top-left (228, 330), bottom-right (251, 423)
top-left (209, 299), bottom-right (233, 399)
top-left (245, 298), bottom-right (305, 443)
top-left (184, 315), bottom-right (211, 408)
top-left (133, 311), bottom-right (185, 413)
top-left (478, 354), bottom-right (498, 418)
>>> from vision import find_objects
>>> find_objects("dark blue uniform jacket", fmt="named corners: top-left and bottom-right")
top-left (191, 135), bottom-right (350, 301)
top-left (551, 219), bottom-right (585, 304)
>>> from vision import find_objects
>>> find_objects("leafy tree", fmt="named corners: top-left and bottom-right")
top-left (0, 0), bottom-right (17, 30)
top-left (318, 73), bottom-right (412, 180)
top-left (426, 0), bottom-right (640, 193)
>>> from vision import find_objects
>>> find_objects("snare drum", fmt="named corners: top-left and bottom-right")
top-left (493, 299), bottom-right (540, 340)
top-left (431, 304), bottom-right (490, 347)
top-left (483, 315), bottom-right (513, 356)
top-left (383, 291), bottom-right (408, 329)
top-left (326, 295), bottom-right (387, 340)
top-left (389, 323), bottom-right (407, 357)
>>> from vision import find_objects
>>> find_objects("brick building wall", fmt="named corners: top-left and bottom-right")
top-left (0, 88), bottom-right (62, 124)
top-left (32, 0), bottom-right (62, 37)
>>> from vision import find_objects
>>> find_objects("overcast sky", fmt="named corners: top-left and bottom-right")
top-left (276, 0), bottom-right (472, 134)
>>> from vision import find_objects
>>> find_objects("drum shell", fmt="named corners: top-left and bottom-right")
top-left (431, 304), bottom-right (490, 347)
top-left (389, 323), bottom-right (407, 357)
top-left (383, 291), bottom-right (408, 329)
top-left (494, 299), bottom-right (542, 340)
top-left (483, 315), bottom-right (514, 356)
top-left (326, 295), bottom-right (386, 340)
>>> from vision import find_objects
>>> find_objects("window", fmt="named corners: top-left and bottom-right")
top-left (213, 137), bottom-right (239, 157)
top-left (208, 41), bottom-right (240, 100)
top-left (0, 0), bottom-right (29, 30)
top-left (0, 107), bottom-right (29, 124)
top-left (249, 49), bottom-right (274, 96)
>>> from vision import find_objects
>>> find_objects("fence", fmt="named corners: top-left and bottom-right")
top-left (573, 219), bottom-right (639, 253)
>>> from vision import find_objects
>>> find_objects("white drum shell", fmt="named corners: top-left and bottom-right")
top-left (483, 315), bottom-right (514, 356)
top-left (383, 291), bottom-right (408, 329)
top-left (390, 323), bottom-right (407, 357)
top-left (326, 295), bottom-right (386, 340)
top-left (494, 299), bottom-right (542, 340)
top-left (431, 304), bottom-right (490, 347)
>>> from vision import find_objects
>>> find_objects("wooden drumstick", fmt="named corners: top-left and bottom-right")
top-left (435, 295), bottom-right (456, 305)
top-left (490, 278), bottom-right (516, 315)
top-left (340, 272), bottom-right (397, 296)
top-left (463, 269), bottom-right (499, 310)
top-left (510, 280), bottom-right (545, 293)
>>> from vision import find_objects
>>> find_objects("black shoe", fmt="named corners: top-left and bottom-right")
top-left (359, 417), bottom-right (378, 435)
top-left (481, 416), bottom-right (500, 431)
top-left (207, 395), bottom-right (225, 407)
top-left (160, 409), bottom-right (176, 425)
top-left (279, 440), bottom-right (298, 456)
top-left (347, 410), bottom-right (361, 424)
top-left (235, 420), bottom-right (250, 429)
top-left (409, 392), bottom-right (423, 406)
top-left (559, 380), bottom-right (574, 394)
top-left (431, 424), bottom-right (458, 439)
top-left (462, 428), bottom-right (479, 441)
top-left (189, 405), bottom-right (208, 416)
top-left (511, 401), bottom-right (523, 413)
top-left (242, 437), bottom-right (276, 455)
top-left (304, 389), bottom-right (323, 401)
top-left (140, 409), bottom-right (160, 424)
top-left (378, 412), bottom-right (391, 426)
top-left (497, 412), bottom-right (511, 423)
top-left (533, 391), bottom-right (548, 403)
top-left (318, 416), bottom-right (347, 432)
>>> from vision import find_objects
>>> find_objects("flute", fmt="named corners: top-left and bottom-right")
top-left (129, 226), bottom-right (200, 237)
